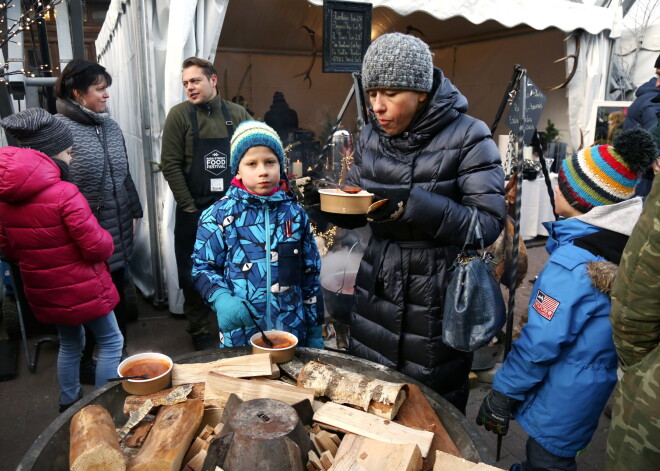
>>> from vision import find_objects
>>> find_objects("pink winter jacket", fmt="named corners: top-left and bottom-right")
top-left (0, 147), bottom-right (118, 325)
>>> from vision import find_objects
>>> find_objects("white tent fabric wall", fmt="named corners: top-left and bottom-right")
top-left (94, 0), bottom-right (155, 299)
top-left (567, 32), bottom-right (613, 151)
top-left (96, 0), bottom-right (230, 314)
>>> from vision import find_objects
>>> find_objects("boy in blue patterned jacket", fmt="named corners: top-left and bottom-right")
top-left (192, 121), bottom-right (323, 348)
top-left (476, 128), bottom-right (657, 471)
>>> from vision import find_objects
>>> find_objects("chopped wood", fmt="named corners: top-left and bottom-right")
top-left (312, 402), bottom-right (433, 458)
top-left (432, 450), bottom-right (505, 470)
top-left (182, 437), bottom-right (209, 465)
top-left (320, 450), bottom-right (335, 469)
top-left (298, 361), bottom-right (408, 420)
top-left (172, 353), bottom-right (273, 385)
top-left (269, 362), bottom-right (281, 379)
top-left (331, 434), bottom-right (422, 471)
top-left (124, 420), bottom-right (154, 448)
top-left (123, 383), bottom-right (205, 415)
top-left (316, 430), bottom-right (339, 456)
top-left (70, 405), bottom-right (126, 471)
top-left (128, 399), bottom-right (204, 471)
top-left (307, 462), bottom-right (317, 471)
top-left (311, 433), bottom-right (324, 457)
top-left (182, 449), bottom-right (207, 471)
top-left (308, 450), bottom-right (323, 470)
top-left (199, 424), bottom-right (214, 440)
top-left (394, 383), bottom-right (461, 469)
top-left (328, 433), bottom-right (341, 447)
top-left (203, 371), bottom-right (315, 409)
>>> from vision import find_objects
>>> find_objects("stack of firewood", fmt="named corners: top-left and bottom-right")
top-left (68, 353), bottom-right (504, 471)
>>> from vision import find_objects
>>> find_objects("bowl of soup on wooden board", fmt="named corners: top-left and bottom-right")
top-left (249, 330), bottom-right (298, 363)
top-left (117, 352), bottom-right (173, 395)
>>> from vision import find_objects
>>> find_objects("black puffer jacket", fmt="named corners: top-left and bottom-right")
top-left (55, 99), bottom-right (143, 272)
top-left (344, 68), bottom-right (505, 411)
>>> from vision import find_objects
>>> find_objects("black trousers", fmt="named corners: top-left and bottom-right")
top-left (522, 437), bottom-right (577, 471)
top-left (174, 207), bottom-right (212, 336)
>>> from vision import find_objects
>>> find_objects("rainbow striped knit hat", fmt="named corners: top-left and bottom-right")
top-left (558, 128), bottom-right (656, 213)
top-left (230, 120), bottom-right (285, 175)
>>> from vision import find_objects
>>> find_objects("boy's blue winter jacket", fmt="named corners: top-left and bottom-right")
top-left (192, 184), bottom-right (322, 347)
top-left (493, 213), bottom-right (629, 457)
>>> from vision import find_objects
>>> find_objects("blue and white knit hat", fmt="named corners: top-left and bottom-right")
top-left (558, 128), bottom-right (656, 212)
top-left (361, 33), bottom-right (434, 93)
top-left (230, 120), bottom-right (285, 175)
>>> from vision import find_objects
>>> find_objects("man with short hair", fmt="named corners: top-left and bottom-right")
top-left (161, 57), bottom-right (251, 350)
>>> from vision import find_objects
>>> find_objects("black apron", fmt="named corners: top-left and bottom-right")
top-left (176, 101), bottom-right (235, 289)
top-left (186, 100), bottom-right (234, 210)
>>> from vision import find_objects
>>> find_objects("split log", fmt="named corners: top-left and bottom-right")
top-left (298, 361), bottom-right (407, 420)
top-left (172, 353), bottom-right (273, 385)
top-left (394, 383), bottom-right (461, 469)
top-left (123, 383), bottom-right (205, 415)
top-left (432, 450), bottom-right (505, 470)
top-left (331, 434), bottom-right (422, 471)
top-left (128, 399), bottom-right (204, 471)
top-left (70, 405), bottom-right (126, 470)
top-left (204, 371), bottom-right (315, 409)
top-left (123, 420), bottom-right (154, 448)
top-left (312, 402), bottom-right (433, 458)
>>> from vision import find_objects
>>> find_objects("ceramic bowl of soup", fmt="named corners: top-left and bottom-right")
top-left (116, 352), bottom-right (173, 395)
top-left (249, 330), bottom-right (298, 363)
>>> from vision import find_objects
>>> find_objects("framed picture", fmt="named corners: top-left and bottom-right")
top-left (586, 100), bottom-right (633, 146)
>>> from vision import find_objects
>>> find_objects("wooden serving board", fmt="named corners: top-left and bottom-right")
top-left (394, 383), bottom-right (462, 470)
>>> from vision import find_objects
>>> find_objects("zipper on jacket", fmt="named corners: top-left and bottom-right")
top-left (264, 202), bottom-right (273, 330)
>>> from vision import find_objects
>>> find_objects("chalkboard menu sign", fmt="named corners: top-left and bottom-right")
top-left (323, 1), bottom-right (372, 73)
top-left (506, 75), bottom-right (546, 146)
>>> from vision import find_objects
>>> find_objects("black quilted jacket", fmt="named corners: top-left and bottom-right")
top-left (344, 68), bottom-right (506, 411)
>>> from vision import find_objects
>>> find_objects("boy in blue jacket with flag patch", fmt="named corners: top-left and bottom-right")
top-left (192, 121), bottom-right (323, 348)
top-left (476, 128), bottom-right (657, 471)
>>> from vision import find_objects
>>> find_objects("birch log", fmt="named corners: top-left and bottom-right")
top-left (70, 405), bottom-right (126, 471)
top-left (297, 361), bottom-right (408, 419)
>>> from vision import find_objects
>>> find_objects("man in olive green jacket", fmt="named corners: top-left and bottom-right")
top-left (607, 172), bottom-right (659, 470)
top-left (161, 57), bottom-right (250, 350)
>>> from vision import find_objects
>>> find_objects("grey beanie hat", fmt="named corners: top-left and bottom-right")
top-left (1, 107), bottom-right (73, 157)
top-left (361, 33), bottom-right (434, 92)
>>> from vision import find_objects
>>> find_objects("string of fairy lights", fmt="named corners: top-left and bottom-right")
top-left (0, 0), bottom-right (64, 81)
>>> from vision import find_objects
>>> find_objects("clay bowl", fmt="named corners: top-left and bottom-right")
top-left (116, 352), bottom-right (173, 395)
top-left (249, 330), bottom-right (298, 364)
top-left (318, 188), bottom-right (374, 214)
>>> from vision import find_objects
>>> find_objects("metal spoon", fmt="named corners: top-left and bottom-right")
top-left (243, 302), bottom-right (274, 347)
top-left (106, 374), bottom-right (148, 382)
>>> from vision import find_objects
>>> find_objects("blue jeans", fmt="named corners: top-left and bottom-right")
top-left (56, 312), bottom-right (123, 406)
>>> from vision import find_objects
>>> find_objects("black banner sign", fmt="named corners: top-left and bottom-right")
top-left (507, 76), bottom-right (546, 146)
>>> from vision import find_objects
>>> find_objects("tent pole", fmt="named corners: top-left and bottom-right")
top-left (135, 0), bottom-right (167, 308)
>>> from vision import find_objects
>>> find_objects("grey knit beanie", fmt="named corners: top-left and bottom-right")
top-left (1, 107), bottom-right (73, 157)
top-left (361, 33), bottom-right (434, 92)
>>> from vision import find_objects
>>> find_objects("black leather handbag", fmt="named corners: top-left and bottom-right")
top-left (442, 207), bottom-right (506, 352)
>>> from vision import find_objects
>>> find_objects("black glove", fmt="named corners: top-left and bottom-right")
top-left (476, 390), bottom-right (521, 436)
top-left (366, 188), bottom-right (409, 222)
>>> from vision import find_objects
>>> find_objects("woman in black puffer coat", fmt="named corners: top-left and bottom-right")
top-left (54, 60), bottom-right (143, 357)
top-left (338, 33), bottom-right (506, 412)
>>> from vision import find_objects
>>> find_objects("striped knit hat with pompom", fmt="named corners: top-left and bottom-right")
top-left (558, 128), bottom-right (657, 213)
top-left (230, 120), bottom-right (285, 175)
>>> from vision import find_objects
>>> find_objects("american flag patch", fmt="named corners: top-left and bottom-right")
top-left (533, 290), bottom-right (560, 320)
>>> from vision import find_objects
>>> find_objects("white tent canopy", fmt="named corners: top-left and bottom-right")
top-left (95, 0), bottom-right (622, 313)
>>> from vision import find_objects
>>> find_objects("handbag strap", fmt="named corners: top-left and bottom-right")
top-left (460, 206), bottom-right (485, 252)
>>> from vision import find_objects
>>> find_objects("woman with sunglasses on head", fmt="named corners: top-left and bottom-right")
top-left (54, 59), bottom-right (143, 368)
